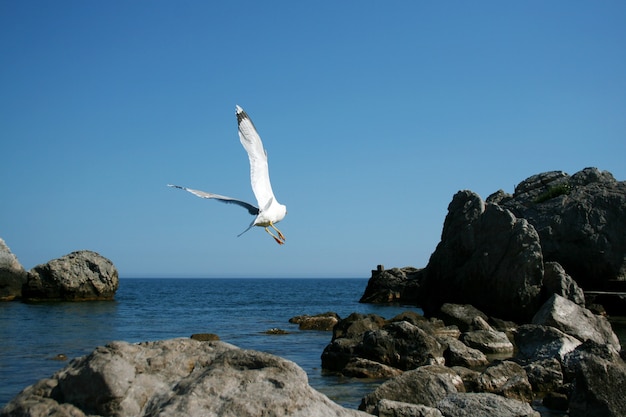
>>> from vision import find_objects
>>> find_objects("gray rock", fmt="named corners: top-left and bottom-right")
top-left (500, 167), bottom-right (626, 288)
top-left (341, 357), bottom-right (403, 379)
top-left (0, 238), bottom-right (27, 301)
top-left (359, 365), bottom-right (463, 413)
top-left (476, 361), bottom-right (533, 403)
top-left (523, 358), bottom-right (564, 393)
top-left (1, 338), bottom-right (368, 417)
top-left (565, 341), bottom-right (626, 417)
top-left (461, 329), bottom-right (514, 354)
top-left (23, 250), bottom-right (118, 301)
top-left (377, 399), bottom-right (443, 417)
top-left (543, 262), bottom-right (585, 305)
top-left (421, 191), bottom-right (544, 322)
top-left (436, 393), bottom-right (540, 417)
top-left (532, 294), bottom-right (621, 351)
top-left (438, 336), bottom-right (489, 368)
top-left (436, 304), bottom-right (489, 333)
top-left (514, 324), bottom-right (582, 363)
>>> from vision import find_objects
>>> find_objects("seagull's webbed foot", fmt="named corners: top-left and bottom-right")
top-left (265, 224), bottom-right (286, 245)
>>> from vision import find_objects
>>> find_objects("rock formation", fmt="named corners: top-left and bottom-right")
top-left (1, 338), bottom-right (368, 417)
top-left (22, 250), bottom-right (119, 301)
top-left (0, 238), bottom-right (27, 301)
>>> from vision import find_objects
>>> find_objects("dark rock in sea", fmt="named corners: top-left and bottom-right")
top-left (0, 238), bottom-right (28, 301)
top-left (22, 250), bottom-right (118, 301)
top-left (420, 191), bottom-right (545, 322)
top-left (496, 167), bottom-right (626, 290)
top-left (263, 328), bottom-right (290, 335)
top-left (532, 294), bottom-right (621, 352)
top-left (341, 357), bottom-right (403, 379)
top-left (190, 333), bottom-right (220, 341)
top-left (1, 338), bottom-right (368, 417)
top-left (289, 311), bottom-right (340, 331)
top-left (514, 324), bottom-right (581, 364)
top-left (359, 265), bottom-right (424, 303)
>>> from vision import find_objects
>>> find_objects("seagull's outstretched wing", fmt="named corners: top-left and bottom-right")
top-left (167, 184), bottom-right (259, 215)
top-left (236, 105), bottom-right (277, 211)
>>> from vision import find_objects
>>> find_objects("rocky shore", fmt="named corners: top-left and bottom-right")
top-left (2, 167), bottom-right (625, 417)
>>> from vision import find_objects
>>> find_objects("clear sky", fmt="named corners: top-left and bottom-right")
top-left (1, 1), bottom-right (625, 278)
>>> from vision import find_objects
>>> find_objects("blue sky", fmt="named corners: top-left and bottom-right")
top-left (1, 1), bottom-right (625, 278)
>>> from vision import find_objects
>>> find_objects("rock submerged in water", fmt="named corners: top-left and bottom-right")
top-left (22, 250), bottom-right (119, 302)
top-left (1, 338), bottom-right (368, 417)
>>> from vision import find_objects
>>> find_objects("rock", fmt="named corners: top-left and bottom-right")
top-left (542, 391), bottom-right (569, 411)
top-left (543, 262), bottom-right (585, 306)
top-left (377, 399), bottom-right (443, 417)
top-left (1, 338), bottom-right (368, 417)
top-left (564, 341), bottom-right (626, 417)
top-left (22, 250), bottom-right (118, 301)
top-left (421, 191), bottom-right (544, 322)
top-left (436, 393), bottom-right (540, 417)
top-left (289, 312), bottom-right (339, 331)
top-left (0, 238), bottom-right (28, 301)
top-left (332, 312), bottom-right (387, 340)
top-left (263, 328), bottom-right (290, 335)
top-left (438, 336), bottom-right (489, 368)
top-left (190, 333), bottom-right (220, 341)
top-left (532, 294), bottom-right (621, 351)
top-left (360, 266), bottom-right (424, 304)
top-left (476, 361), bottom-right (533, 402)
top-left (436, 304), bottom-right (489, 333)
top-left (523, 358), bottom-right (564, 393)
top-left (499, 167), bottom-right (626, 289)
top-left (514, 324), bottom-right (582, 363)
top-left (461, 329), bottom-right (514, 355)
top-left (357, 321), bottom-right (445, 370)
top-left (359, 365), bottom-right (463, 413)
top-left (341, 357), bottom-right (403, 378)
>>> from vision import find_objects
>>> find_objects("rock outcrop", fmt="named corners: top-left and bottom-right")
top-left (0, 238), bottom-right (27, 301)
top-left (289, 312), bottom-right (340, 331)
top-left (22, 250), bottom-right (119, 301)
top-left (1, 338), bottom-right (368, 417)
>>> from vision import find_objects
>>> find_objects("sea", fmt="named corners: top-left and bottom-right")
top-left (2, 278), bottom-right (625, 414)
top-left (0, 277), bottom-right (414, 409)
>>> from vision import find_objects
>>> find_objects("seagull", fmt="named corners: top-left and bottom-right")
top-left (168, 105), bottom-right (287, 245)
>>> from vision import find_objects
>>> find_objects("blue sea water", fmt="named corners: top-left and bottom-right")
top-left (0, 278), bottom-right (415, 409)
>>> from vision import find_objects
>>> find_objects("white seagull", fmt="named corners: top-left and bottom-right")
top-left (168, 105), bottom-right (287, 245)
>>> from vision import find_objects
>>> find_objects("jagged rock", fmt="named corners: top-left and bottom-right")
top-left (436, 304), bottom-right (489, 332)
top-left (22, 250), bottom-right (118, 301)
top-left (359, 265), bottom-right (424, 304)
top-left (1, 338), bottom-right (368, 417)
top-left (332, 313), bottom-right (387, 340)
top-left (436, 393), bottom-right (540, 417)
top-left (359, 365), bottom-right (463, 414)
top-left (514, 324), bottom-right (582, 363)
top-left (0, 238), bottom-right (27, 301)
top-left (377, 399), bottom-right (443, 417)
top-left (476, 361), bottom-right (533, 402)
top-left (289, 312), bottom-right (340, 331)
top-left (499, 167), bottom-right (626, 288)
top-left (357, 321), bottom-right (445, 370)
top-left (341, 357), bottom-right (403, 378)
top-left (421, 191), bottom-right (544, 322)
top-left (450, 366), bottom-right (481, 392)
top-left (532, 294), bottom-right (621, 351)
top-left (461, 329), bottom-right (514, 354)
top-left (523, 358), bottom-right (563, 393)
top-left (543, 262), bottom-right (585, 306)
top-left (438, 336), bottom-right (489, 368)
top-left (564, 341), bottom-right (626, 417)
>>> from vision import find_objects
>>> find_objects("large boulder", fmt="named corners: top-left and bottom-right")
top-left (532, 294), bottom-right (621, 352)
top-left (1, 338), bottom-right (368, 417)
top-left (496, 167), bottom-right (626, 289)
top-left (420, 191), bottom-right (544, 322)
top-left (289, 312), bottom-right (340, 331)
top-left (22, 250), bottom-right (118, 301)
top-left (436, 393), bottom-right (540, 417)
top-left (514, 324), bottom-right (581, 363)
top-left (0, 238), bottom-right (27, 301)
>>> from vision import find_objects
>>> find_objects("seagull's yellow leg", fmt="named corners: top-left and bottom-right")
top-left (264, 226), bottom-right (285, 245)
top-left (270, 222), bottom-right (286, 242)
